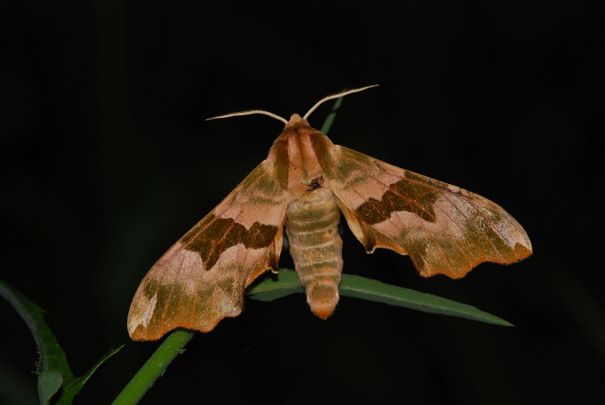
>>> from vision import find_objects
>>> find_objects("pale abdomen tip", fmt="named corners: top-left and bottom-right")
top-left (307, 283), bottom-right (339, 320)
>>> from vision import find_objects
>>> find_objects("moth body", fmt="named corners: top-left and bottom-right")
top-left (286, 187), bottom-right (343, 320)
top-left (271, 114), bottom-right (344, 319)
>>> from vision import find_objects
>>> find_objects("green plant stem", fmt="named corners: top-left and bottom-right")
top-left (112, 330), bottom-right (193, 405)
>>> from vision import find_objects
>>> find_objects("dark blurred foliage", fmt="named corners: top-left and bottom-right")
top-left (1, 1), bottom-right (604, 404)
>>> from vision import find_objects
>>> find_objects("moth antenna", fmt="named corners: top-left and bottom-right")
top-left (303, 84), bottom-right (380, 120)
top-left (206, 109), bottom-right (288, 125)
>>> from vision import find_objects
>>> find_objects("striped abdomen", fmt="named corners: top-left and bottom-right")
top-left (285, 187), bottom-right (343, 319)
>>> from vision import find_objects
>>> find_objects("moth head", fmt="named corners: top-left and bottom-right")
top-left (205, 84), bottom-right (379, 127)
top-left (286, 113), bottom-right (308, 128)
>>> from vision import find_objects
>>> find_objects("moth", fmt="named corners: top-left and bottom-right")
top-left (128, 85), bottom-right (532, 341)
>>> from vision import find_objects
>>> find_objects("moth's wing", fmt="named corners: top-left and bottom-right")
top-left (312, 138), bottom-right (532, 278)
top-left (128, 160), bottom-right (288, 340)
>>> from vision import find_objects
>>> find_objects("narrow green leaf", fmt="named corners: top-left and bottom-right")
top-left (247, 270), bottom-right (303, 301)
top-left (1, 280), bottom-right (125, 404)
top-left (0, 279), bottom-right (73, 404)
top-left (320, 96), bottom-right (343, 134)
top-left (57, 345), bottom-right (124, 405)
top-left (340, 272), bottom-right (513, 326)
top-left (113, 330), bottom-right (193, 405)
top-left (38, 371), bottom-right (62, 405)
top-left (248, 269), bottom-right (512, 327)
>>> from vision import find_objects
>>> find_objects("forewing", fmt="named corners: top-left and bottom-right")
top-left (311, 137), bottom-right (532, 278)
top-left (128, 160), bottom-right (288, 340)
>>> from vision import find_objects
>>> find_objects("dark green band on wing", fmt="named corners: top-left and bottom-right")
top-left (355, 176), bottom-right (440, 224)
top-left (182, 215), bottom-right (277, 270)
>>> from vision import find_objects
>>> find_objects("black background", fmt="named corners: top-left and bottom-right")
top-left (1, 1), bottom-right (604, 404)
